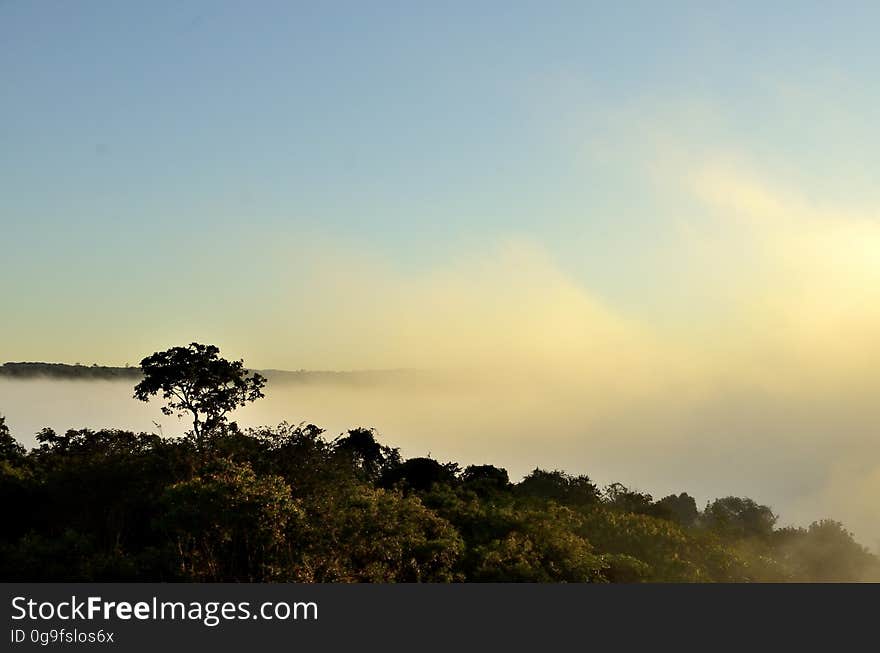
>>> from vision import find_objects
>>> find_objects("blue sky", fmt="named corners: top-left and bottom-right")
top-left (3, 1), bottom-right (880, 365)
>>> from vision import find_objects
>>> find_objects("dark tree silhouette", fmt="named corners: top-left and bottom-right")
top-left (133, 343), bottom-right (266, 449)
top-left (654, 492), bottom-right (699, 526)
top-left (702, 496), bottom-right (777, 539)
top-left (603, 482), bottom-right (654, 515)
top-left (517, 468), bottom-right (600, 507)
top-left (0, 415), bottom-right (25, 463)
top-left (0, 415), bottom-right (878, 581)
top-left (379, 457), bottom-right (459, 492)
top-left (333, 427), bottom-right (401, 481)
top-left (461, 464), bottom-right (510, 495)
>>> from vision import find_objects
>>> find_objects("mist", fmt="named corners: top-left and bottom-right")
top-left (2, 362), bottom-right (878, 552)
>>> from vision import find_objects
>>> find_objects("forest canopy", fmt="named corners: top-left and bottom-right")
top-left (0, 345), bottom-right (877, 583)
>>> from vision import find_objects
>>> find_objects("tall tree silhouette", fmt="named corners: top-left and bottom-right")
top-left (134, 343), bottom-right (266, 449)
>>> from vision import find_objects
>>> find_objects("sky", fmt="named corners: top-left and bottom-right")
top-left (2, 1), bottom-right (880, 367)
top-left (2, 3), bottom-right (880, 541)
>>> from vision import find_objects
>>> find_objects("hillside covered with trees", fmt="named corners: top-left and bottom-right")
top-left (1, 344), bottom-right (877, 582)
top-left (0, 361), bottom-right (412, 385)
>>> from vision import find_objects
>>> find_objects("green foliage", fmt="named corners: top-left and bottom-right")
top-left (0, 417), bottom-right (876, 582)
top-left (581, 508), bottom-right (698, 581)
top-left (469, 504), bottom-right (606, 582)
top-left (771, 521), bottom-right (880, 582)
top-left (702, 497), bottom-right (777, 540)
top-left (292, 485), bottom-right (463, 582)
top-left (159, 459), bottom-right (298, 581)
top-left (602, 482), bottom-right (656, 516)
top-left (1, 344), bottom-right (877, 582)
top-left (654, 493), bottom-right (699, 527)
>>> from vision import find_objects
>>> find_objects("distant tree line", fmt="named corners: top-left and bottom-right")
top-left (0, 362), bottom-right (142, 380)
top-left (0, 361), bottom-right (412, 386)
top-left (0, 344), bottom-right (876, 582)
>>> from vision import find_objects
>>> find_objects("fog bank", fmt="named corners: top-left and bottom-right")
top-left (2, 371), bottom-right (878, 551)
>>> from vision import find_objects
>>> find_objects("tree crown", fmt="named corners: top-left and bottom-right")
top-left (133, 343), bottom-right (267, 440)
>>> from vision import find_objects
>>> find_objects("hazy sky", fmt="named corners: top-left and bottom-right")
top-left (3, 1), bottom-right (880, 367)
